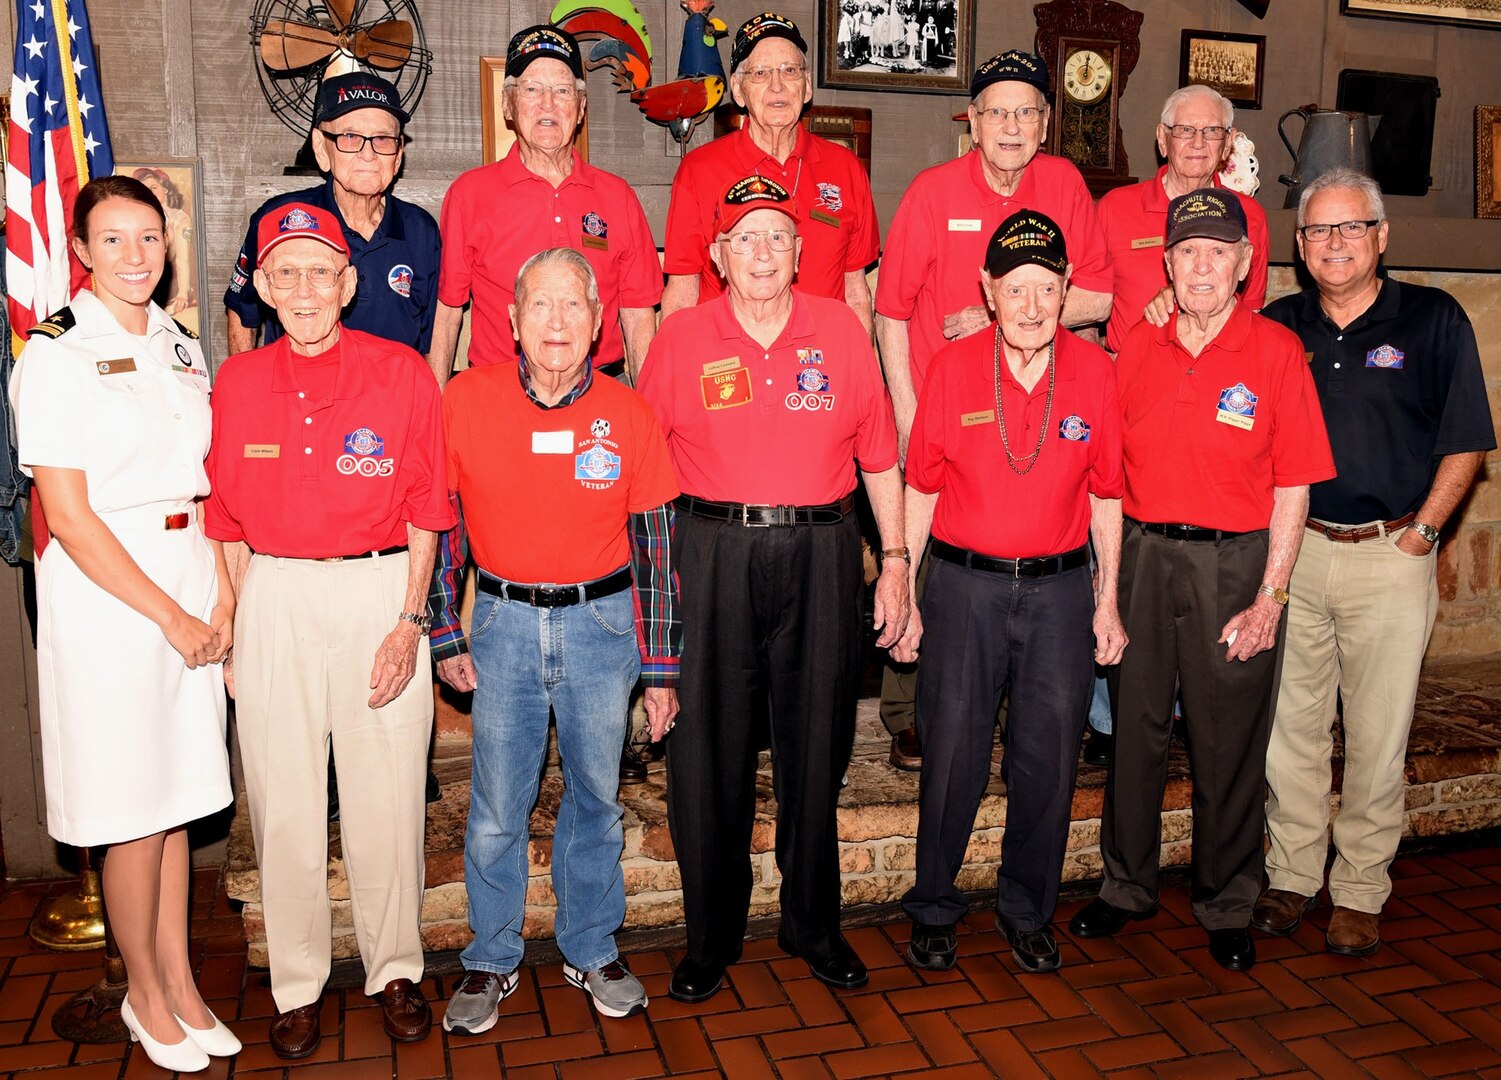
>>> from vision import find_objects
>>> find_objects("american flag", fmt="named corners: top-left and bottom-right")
top-left (6, 0), bottom-right (114, 347)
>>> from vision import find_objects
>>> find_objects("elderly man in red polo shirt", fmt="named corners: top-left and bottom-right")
top-left (206, 204), bottom-right (453, 1058)
top-left (429, 24), bottom-right (661, 387)
top-left (661, 12), bottom-right (880, 333)
top-left (1067, 191), bottom-right (1334, 974)
top-left (639, 176), bottom-right (908, 1003)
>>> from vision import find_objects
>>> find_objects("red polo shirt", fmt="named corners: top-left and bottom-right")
top-left (1115, 303), bottom-right (1336, 533)
top-left (908, 328), bottom-right (1122, 559)
top-left (663, 125), bottom-right (880, 303)
top-left (444, 366), bottom-right (679, 584)
top-left (204, 330), bottom-right (454, 556)
top-left (637, 290), bottom-right (898, 505)
top-left (437, 146), bottom-right (663, 366)
top-left (874, 151), bottom-right (1112, 398)
top-left (1097, 165), bottom-right (1269, 352)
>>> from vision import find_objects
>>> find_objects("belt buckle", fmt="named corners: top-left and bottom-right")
top-left (164, 511), bottom-right (190, 530)
top-left (740, 504), bottom-right (773, 528)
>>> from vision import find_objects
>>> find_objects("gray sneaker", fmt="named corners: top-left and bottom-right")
top-left (562, 959), bottom-right (647, 1018)
top-left (442, 969), bottom-right (518, 1035)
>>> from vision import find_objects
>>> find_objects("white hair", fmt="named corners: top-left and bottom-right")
top-left (514, 247), bottom-right (601, 309)
top-left (1296, 167), bottom-right (1386, 227)
top-left (1161, 84), bottom-right (1233, 129)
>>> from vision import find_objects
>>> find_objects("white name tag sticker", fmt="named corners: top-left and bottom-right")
top-left (532, 430), bottom-right (574, 454)
top-left (948, 218), bottom-right (983, 232)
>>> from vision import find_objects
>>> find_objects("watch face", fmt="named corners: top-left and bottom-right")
top-left (1064, 48), bottom-right (1112, 104)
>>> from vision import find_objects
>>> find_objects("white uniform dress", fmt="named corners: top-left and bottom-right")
top-left (9, 290), bottom-right (232, 845)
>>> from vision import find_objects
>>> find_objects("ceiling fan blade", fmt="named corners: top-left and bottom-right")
top-left (260, 19), bottom-right (339, 71)
top-left (352, 20), bottom-right (413, 69)
top-left (325, 0), bottom-right (357, 31)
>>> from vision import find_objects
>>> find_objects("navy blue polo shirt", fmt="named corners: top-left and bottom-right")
top-left (224, 177), bottom-right (441, 353)
top-left (1263, 278), bottom-right (1495, 524)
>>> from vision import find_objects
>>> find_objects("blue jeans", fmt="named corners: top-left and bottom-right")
top-left (1088, 672), bottom-right (1112, 734)
top-left (461, 582), bottom-right (640, 974)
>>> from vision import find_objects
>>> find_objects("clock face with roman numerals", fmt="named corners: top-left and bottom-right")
top-left (1064, 48), bottom-right (1112, 104)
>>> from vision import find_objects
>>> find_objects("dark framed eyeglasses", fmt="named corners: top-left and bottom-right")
top-left (1297, 219), bottom-right (1381, 242)
top-left (322, 130), bottom-right (402, 156)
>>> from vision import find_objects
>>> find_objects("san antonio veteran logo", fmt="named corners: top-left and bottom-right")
top-left (575, 418), bottom-right (621, 489)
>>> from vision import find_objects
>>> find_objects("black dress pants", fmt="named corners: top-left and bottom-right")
top-left (666, 512), bottom-right (862, 966)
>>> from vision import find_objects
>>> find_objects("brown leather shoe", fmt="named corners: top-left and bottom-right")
top-left (1250, 888), bottom-right (1317, 936)
top-left (381, 978), bottom-right (432, 1042)
top-left (889, 727), bottom-right (922, 771)
top-left (269, 1001), bottom-right (321, 1059)
top-left (1326, 906), bottom-right (1381, 957)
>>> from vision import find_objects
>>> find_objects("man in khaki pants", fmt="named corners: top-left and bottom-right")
top-left (1255, 168), bottom-right (1495, 956)
top-left (206, 203), bottom-right (454, 1057)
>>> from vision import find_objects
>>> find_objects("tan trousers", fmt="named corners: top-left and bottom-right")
top-left (235, 552), bottom-right (432, 1011)
top-left (1265, 525), bottom-right (1438, 913)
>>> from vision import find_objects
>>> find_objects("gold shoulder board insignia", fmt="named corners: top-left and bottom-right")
top-left (172, 318), bottom-right (199, 340)
top-left (26, 308), bottom-right (76, 340)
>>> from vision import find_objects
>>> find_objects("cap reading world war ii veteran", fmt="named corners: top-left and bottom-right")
top-left (970, 49), bottom-right (1050, 101)
top-left (506, 23), bottom-right (584, 79)
top-left (256, 203), bottom-right (351, 262)
top-left (985, 210), bottom-right (1068, 279)
top-left (714, 175), bottom-right (799, 233)
top-left (730, 11), bottom-right (808, 73)
top-left (314, 70), bottom-right (409, 126)
top-left (1165, 189), bottom-right (1248, 247)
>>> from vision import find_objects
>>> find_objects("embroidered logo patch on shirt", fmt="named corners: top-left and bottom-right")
top-left (1216, 382), bottom-right (1258, 430)
top-left (388, 264), bottom-right (413, 297)
top-left (1058, 414), bottom-right (1091, 442)
top-left (815, 183), bottom-right (843, 213)
top-left (1366, 344), bottom-right (1405, 369)
top-left (702, 367), bottom-right (752, 409)
top-left (797, 368), bottom-right (830, 393)
top-left (581, 211), bottom-right (609, 250)
top-left (339, 427), bottom-right (394, 476)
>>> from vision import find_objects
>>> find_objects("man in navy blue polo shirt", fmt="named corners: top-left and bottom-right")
top-left (1254, 168), bottom-right (1495, 958)
top-left (224, 71), bottom-right (441, 358)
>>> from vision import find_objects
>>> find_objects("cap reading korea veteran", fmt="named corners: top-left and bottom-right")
top-left (506, 23), bottom-right (584, 79)
top-left (970, 49), bottom-right (1050, 101)
top-left (730, 12), bottom-right (807, 73)
top-left (1164, 189), bottom-right (1248, 248)
top-left (714, 175), bottom-right (798, 233)
top-left (314, 70), bottom-right (409, 125)
top-left (985, 210), bottom-right (1068, 279)
top-left (256, 203), bottom-right (350, 262)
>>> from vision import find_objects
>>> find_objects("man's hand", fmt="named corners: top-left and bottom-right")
top-left (207, 602), bottom-right (235, 665)
top-left (1093, 601), bottom-right (1128, 665)
top-left (942, 305), bottom-right (992, 341)
top-left (645, 686), bottom-right (680, 742)
top-left (1142, 285), bottom-right (1176, 327)
top-left (890, 601), bottom-right (923, 663)
top-left (369, 620), bottom-right (422, 708)
top-left (437, 654), bottom-right (478, 693)
top-left (872, 561), bottom-right (911, 648)
top-left (1395, 526), bottom-right (1435, 558)
top-left (1219, 595), bottom-right (1283, 662)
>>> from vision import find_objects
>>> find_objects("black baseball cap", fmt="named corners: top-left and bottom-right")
top-left (984, 210), bottom-right (1068, 279)
top-left (506, 24), bottom-right (584, 80)
top-left (970, 50), bottom-right (1050, 101)
top-left (715, 175), bottom-right (799, 233)
top-left (731, 12), bottom-right (807, 74)
top-left (314, 72), bottom-right (408, 126)
top-left (1165, 189), bottom-right (1248, 247)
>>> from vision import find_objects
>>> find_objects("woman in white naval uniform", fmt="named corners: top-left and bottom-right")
top-left (9, 177), bottom-right (239, 1072)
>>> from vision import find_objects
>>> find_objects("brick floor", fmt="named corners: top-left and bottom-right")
top-left (2, 844), bottom-right (1501, 1077)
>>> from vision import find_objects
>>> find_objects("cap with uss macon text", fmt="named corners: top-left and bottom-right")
top-left (1164, 189), bottom-right (1248, 248)
top-left (730, 12), bottom-right (807, 74)
top-left (506, 24), bottom-right (584, 80)
top-left (984, 210), bottom-right (1068, 279)
top-left (714, 175), bottom-right (799, 234)
top-left (256, 203), bottom-right (350, 263)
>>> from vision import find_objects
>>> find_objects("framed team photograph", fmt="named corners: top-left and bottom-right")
top-left (1477, 105), bottom-right (1501, 218)
top-left (817, 0), bottom-right (976, 95)
top-left (1179, 29), bottom-right (1266, 110)
top-left (1341, 0), bottom-right (1501, 30)
top-left (113, 158), bottom-right (211, 357)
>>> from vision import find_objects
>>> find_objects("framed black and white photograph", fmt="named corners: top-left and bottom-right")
top-left (1179, 29), bottom-right (1266, 110)
top-left (1341, 0), bottom-right (1501, 30)
top-left (817, 0), bottom-right (976, 95)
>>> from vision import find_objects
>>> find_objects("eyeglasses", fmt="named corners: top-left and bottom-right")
top-left (1297, 219), bottom-right (1381, 242)
top-left (322, 130), bottom-right (402, 156)
top-left (1165, 124), bottom-right (1229, 142)
top-left (720, 228), bottom-right (796, 254)
top-left (266, 266), bottom-right (343, 290)
top-left (515, 79), bottom-right (579, 101)
top-left (974, 105), bottom-right (1045, 126)
top-left (738, 63), bottom-right (807, 84)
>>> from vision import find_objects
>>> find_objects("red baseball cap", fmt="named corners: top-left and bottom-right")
top-left (714, 175), bottom-right (799, 235)
top-left (256, 203), bottom-right (350, 262)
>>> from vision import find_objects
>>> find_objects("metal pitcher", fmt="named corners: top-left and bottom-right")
top-left (1277, 107), bottom-right (1381, 209)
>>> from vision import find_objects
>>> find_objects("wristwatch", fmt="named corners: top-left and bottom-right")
top-left (882, 546), bottom-right (912, 565)
top-left (1411, 521), bottom-right (1440, 544)
top-left (1257, 584), bottom-right (1289, 605)
top-left (398, 610), bottom-right (432, 632)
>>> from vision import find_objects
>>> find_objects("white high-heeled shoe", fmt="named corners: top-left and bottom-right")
top-left (175, 1010), bottom-right (243, 1057)
top-left (120, 996), bottom-right (210, 1073)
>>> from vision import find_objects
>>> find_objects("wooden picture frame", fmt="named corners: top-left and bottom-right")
top-left (1477, 105), bottom-right (1501, 219)
top-left (113, 159), bottom-right (211, 358)
top-left (1179, 30), bottom-right (1265, 110)
top-left (816, 0), bottom-right (975, 95)
top-left (480, 55), bottom-right (588, 165)
top-left (1341, 0), bottom-right (1501, 30)
top-left (714, 105), bottom-right (873, 177)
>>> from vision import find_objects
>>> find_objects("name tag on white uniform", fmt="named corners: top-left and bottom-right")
top-left (948, 219), bottom-right (983, 232)
top-left (532, 430), bottom-right (574, 455)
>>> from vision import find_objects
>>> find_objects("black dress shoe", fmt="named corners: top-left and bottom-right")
top-left (906, 921), bottom-right (957, 971)
top-left (1082, 728), bottom-right (1114, 767)
top-left (1068, 897), bottom-right (1155, 939)
top-left (668, 957), bottom-right (725, 1003)
top-left (780, 934), bottom-right (869, 989)
top-left (889, 727), bottom-right (922, 771)
top-left (619, 745), bottom-right (649, 785)
top-left (1209, 928), bottom-right (1255, 971)
top-left (997, 915), bottom-right (1061, 974)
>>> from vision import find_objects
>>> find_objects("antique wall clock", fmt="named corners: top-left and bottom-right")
top-left (1034, 0), bottom-right (1143, 196)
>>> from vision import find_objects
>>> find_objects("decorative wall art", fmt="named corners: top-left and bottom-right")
top-left (1341, 0), bottom-right (1501, 30)
top-left (1179, 29), bottom-right (1265, 110)
top-left (1477, 105), bottom-right (1501, 218)
top-left (113, 159), bottom-right (211, 355)
top-left (817, 0), bottom-right (976, 95)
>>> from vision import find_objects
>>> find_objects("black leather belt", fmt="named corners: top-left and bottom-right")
top-left (930, 538), bottom-right (1089, 578)
top-left (313, 544), bottom-right (408, 562)
top-left (476, 566), bottom-right (632, 608)
top-left (1137, 521), bottom-right (1248, 543)
top-left (675, 493), bottom-right (854, 527)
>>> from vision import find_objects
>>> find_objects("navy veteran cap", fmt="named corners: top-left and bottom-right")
top-left (970, 49), bottom-right (1050, 100)
top-left (315, 71), bottom-right (408, 126)
top-left (731, 12), bottom-right (807, 74)
top-left (984, 210), bottom-right (1068, 279)
top-left (1165, 189), bottom-right (1247, 247)
top-left (715, 175), bottom-right (799, 234)
top-left (256, 203), bottom-right (350, 262)
top-left (506, 23), bottom-right (584, 80)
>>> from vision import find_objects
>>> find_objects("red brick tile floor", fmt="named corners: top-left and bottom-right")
top-left (3, 840), bottom-right (1501, 1079)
